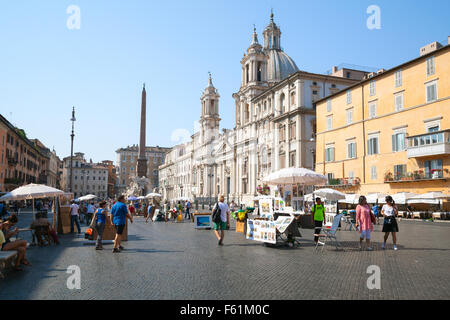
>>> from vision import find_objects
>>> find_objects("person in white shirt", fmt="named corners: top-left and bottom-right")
top-left (87, 202), bottom-right (95, 225)
top-left (381, 195), bottom-right (399, 250)
top-left (70, 200), bottom-right (81, 234)
top-left (212, 195), bottom-right (230, 246)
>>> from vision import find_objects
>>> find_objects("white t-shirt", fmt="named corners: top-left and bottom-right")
top-left (214, 202), bottom-right (229, 222)
top-left (70, 204), bottom-right (80, 216)
top-left (382, 204), bottom-right (395, 217)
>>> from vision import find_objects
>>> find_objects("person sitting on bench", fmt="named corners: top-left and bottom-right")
top-left (0, 215), bottom-right (31, 271)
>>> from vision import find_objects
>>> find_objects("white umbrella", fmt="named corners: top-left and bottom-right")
top-left (0, 183), bottom-right (64, 201)
top-left (366, 193), bottom-right (388, 204)
top-left (338, 194), bottom-right (361, 204)
top-left (137, 196), bottom-right (146, 200)
top-left (146, 193), bottom-right (162, 199)
top-left (407, 192), bottom-right (450, 205)
top-left (313, 188), bottom-right (346, 201)
top-left (303, 193), bottom-right (314, 202)
top-left (77, 194), bottom-right (97, 201)
top-left (379, 192), bottom-right (417, 204)
top-left (262, 168), bottom-right (327, 186)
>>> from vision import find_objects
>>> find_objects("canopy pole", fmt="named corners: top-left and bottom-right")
top-left (32, 198), bottom-right (35, 221)
top-left (302, 185), bottom-right (305, 214)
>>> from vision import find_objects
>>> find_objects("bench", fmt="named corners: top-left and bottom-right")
top-left (0, 251), bottom-right (18, 279)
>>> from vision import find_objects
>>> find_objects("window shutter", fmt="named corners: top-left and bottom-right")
top-left (331, 148), bottom-right (335, 161)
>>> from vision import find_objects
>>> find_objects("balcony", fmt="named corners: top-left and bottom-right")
top-left (384, 170), bottom-right (449, 183)
top-left (407, 130), bottom-right (450, 158)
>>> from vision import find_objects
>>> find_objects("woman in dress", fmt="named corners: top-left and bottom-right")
top-left (355, 196), bottom-right (373, 251)
top-left (381, 195), bottom-right (399, 250)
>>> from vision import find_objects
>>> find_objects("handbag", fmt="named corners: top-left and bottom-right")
top-left (370, 212), bottom-right (376, 224)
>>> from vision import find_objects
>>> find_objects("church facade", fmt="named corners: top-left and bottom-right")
top-left (159, 13), bottom-right (365, 209)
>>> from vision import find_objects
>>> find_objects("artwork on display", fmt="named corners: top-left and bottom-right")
top-left (274, 216), bottom-right (294, 234)
top-left (274, 199), bottom-right (285, 211)
top-left (194, 215), bottom-right (212, 229)
top-left (246, 219), bottom-right (277, 244)
top-left (259, 199), bottom-right (273, 218)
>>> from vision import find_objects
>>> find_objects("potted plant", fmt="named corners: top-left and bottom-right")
top-left (384, 172), bottom-right (393, 182)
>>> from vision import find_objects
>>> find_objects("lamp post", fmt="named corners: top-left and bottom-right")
top-left (70, 107), bottom-right (76, 193)
top-left (309, 137), bottom-right (315, 172)
top-left (208, 166), bottom-right (214, 210)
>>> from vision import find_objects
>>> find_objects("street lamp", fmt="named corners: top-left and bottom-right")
top-left (208, 166), bottom-right (214, 210)
top-left (310, 137), bottom-right (315, 172)
top-left (70, 107), bottom-right (76, 193)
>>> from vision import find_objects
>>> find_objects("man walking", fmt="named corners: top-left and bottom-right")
top-left (110, 195), bottom-right (133, 253)
top-left (311, 197), bottom-right (325, 246)
top-left (213, 195), bottom-right (230, 246)
top-left (69, 200), bottom-right (81, 234)
top-left (185, 200), bottom-right (191, 220)
top-left (87, 202), bottom-right (95, 225)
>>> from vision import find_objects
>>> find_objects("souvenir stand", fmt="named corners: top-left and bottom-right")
top-left (246, 168), bottom-right (327, 247)
top-left (58, 192), bottom-right (74, 234)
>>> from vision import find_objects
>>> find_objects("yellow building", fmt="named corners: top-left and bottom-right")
top-left (315, 40), bottom-right (450, 205)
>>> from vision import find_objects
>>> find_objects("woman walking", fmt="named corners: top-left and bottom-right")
top-left (94, 201), bottom-right (107, 250)
top-left (355, 196), bottom-right (374, 251)
top-left (381, 195), bottom-right (399, 250)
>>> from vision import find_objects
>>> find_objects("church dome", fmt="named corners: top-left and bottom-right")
top-left (266, 49), bottom-right (299, 83)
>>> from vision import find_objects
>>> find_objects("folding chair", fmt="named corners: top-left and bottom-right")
top-left (314, 214), bottom-right (344, 252)
top-left (343, 214), bottom-right (358, 231)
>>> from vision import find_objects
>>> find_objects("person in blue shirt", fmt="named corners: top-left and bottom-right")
top-left (371, 204), bottom-right (379, 225)
top-left (110, 195), bottom-right (133, 253)
top-left (94, 201), bottom-right (108, 250)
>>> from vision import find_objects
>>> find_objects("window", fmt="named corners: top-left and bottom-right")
top-left (395, 92), bottom-right (404, 111)
top-left (325, 146), bottom-right (335, 162)
top-left (326, 115), bottom-right (332, 131)
top-left (394, 164), bottom-right (407, 180)
top-left (289, 122), bottom-right (296, 140)
top-left (369, 101), bottom-right (377, 118)
top-left (392, 132), bottom-right (406, 152)
top-left (280, 94), bottom-right (285, 114)
top-left (369, 80), bottom-right (376, 96)
top-left (290, 92), bottom-right (296, 106)
top-left (426, 56), bottom-right (435, 76)
top-left (428, 126), bottom-right (439, 133)
top-left (371, 166), bottom-right (377, 180)
top-left (424, 159), bottom-right (443, 179)
top-left (347, 142), bottom-right (356, 159)
top-left (395, 70), bottom-right (402, 87)
top-left (346, 72), bottom-right (351, 79)
top-left (346, 90), bottom-right (352, 104)
top-left (327, 173), bottom-right (334, 182)
top-left (367, 136), bottom-right (379, 155)
top-left (426, 81), bottom-right (438, 103)
top-left (289, 151), bottom-right (296, 167)
top-left (346, 109), bottom-right (353, 125)
top-left (326, 99), bottom-right (331, 112)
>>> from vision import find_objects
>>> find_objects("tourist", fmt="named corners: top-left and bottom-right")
top-left (371, 203), bottom-right (380, 225)
top-left (356, 196), bottom-right (373, 251)
top-left (0, 201), bottom-right (9, 219)
top-left (229, 200), bottom-right (237, 213)
top-left (381, 196), bottom-right (399, 250)
top-left (110, 195), bottom-right (133, 253)
top-left (145, 202), bottom-right (154, 223)
top-left (0, 215), bottom-right (31, 271)
top-left (406, 205), bottom-right (414, 219)
top-left (95, 201), bottom-right (107, 250)
top-left (212, 195), bottom-right (230, 246)
top-left (87, 202), bottom-right (95, 225)
top-left (70, 200), bottom-right (81, 234)
top-left (128, 203), bottom-right (136, 217)
top-left (311, 197), bottom-right (325, 246)
top-left (185, 200), bottom-right (191, 220)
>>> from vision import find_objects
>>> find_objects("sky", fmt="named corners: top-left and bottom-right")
top-left (0, 0), bottom-right (449, 163)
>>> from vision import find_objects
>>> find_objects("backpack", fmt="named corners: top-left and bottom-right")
top-left (212, 203), bottom-right (222, 223)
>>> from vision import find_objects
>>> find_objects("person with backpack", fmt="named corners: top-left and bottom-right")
top-left (212, 195), bottom-right (230, 246)
top-left (311, 197), bottom-right (325, 246)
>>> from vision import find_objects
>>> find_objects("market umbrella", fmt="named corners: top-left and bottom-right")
top-left (313, 188), bottom-right (346, 202)
top-left (303, 193), bottom-right (314, 202)
top-left (378, 192), bottom-right (417, 204)
top-left (366, 193), bottom-right (388, 204)
top-left (77, 194), bottom-right (97, 202)
top-left (127, 196), bottom-right (138, 201)
top-left (262, 168), bottom-right (327, 185)
top-left (137, 196), bottom-right (146, 200)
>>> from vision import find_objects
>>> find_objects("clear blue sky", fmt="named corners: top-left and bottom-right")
top-left (1, 0), bottom-right (449, 163)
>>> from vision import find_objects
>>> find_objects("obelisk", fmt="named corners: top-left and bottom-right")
top-left (137, 84), bottom-right (148, 183)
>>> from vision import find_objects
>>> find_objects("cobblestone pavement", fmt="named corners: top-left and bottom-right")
top-left (1, 212), bottom-right (449, 300)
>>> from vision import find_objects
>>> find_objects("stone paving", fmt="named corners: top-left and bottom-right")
top-left (1, 212), bottom-right (449, 300)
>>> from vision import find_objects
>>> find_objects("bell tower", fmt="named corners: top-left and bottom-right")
top-left (200, 73), bottom-right (221, 144)
top-left (240, 26), bottom-right (269, 90)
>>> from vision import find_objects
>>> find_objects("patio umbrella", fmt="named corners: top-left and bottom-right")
top-left (366, 193), bottom-right (388, 204)
top-left (77, 194), bottom-right (97, 202)
top-left (262, 168), bottom-right (327, 185)
top-left (313, 188), bottom-right (346, 202)
top-left (127, 196), bottom-right (138, 201)
top-left (407, 192), bottom-right (450, 205)
top-left (338, 194), bottom-right (361, 204)
top-left (379, 192), bottom-right (417, 204)
top-left (145, 193), bottom-right (162, 199)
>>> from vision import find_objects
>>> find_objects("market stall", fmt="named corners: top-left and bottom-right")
top-left (246, 168), bottom-right (327, 247)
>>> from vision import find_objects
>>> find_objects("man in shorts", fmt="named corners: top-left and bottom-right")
top-left (212, 195), bottom-right (230, 246)
top-left (110, 195), bottom-right (133, 253)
